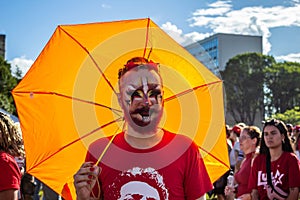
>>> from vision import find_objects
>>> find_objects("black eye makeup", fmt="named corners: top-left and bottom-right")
top-left (148, 89), bottom-right (161, 98)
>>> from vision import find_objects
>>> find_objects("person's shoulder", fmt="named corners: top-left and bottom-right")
top-left (0, 151), bottom-right (15, 162)
top-left (283, 151), bottom-right (299, 161)
top-left (162, 129), bottom-right (199, 154)
top-left (0, 151), bottom-right (19, 172)
top-left (252, 153), bottom-right (265, 163)
top-left (0, 151), bottom-right (6, 158)
top-left (283, 151), bottom-right (296, 156)
top-left (233, 141), bottom-right (240, 147)
top-left (89, 132), bottom-right (123, 150)
top-left (0, 151), bottom-right (7, 165)
top-left (86, 133), bottom-right (124, 162)
top-left (163, 129), bottom-right (194, 144)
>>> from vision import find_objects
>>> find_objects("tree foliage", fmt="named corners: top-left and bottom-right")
top-left (264, 61), bottom-right (300, 116)
top-left (220, 52), bottom-right (275, 125)
top-left (0, 57), bottom-right (19, 114)
top-left (271, 106), bottom-right (300, 125)
top-left (221, 52), bottom-right (300, 125)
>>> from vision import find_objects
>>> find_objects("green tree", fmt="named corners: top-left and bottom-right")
top-left (0, 57), bottom-right (19, 114)
top-left (220, 53), bottom-right (275, 125)
top-left (264, 61), bottom-right (300, 117)
top-left (14, 65), bottom-right (23, 81)
top-left (271, 106), bottom-right (300, 125)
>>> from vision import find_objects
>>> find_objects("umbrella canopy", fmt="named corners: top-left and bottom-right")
top-left (12, 18), bottom-right (229, 199)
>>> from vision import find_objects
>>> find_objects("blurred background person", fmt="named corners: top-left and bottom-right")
top-left (292, 125), bottom-right (300, 159)
top-left (229, 124), bottom-right (242, 171)
top-left (43, 182), bottom-right (60, 200)
top-left (286, 123), bottom-right (293, 139)
top-left (209, 124), bottom-right (232, 200)
top-left (226, 124), bottom-right (233, 150)
top-left (286, 123), bottom-right (295, 148)
top-left (0, 112), bottom-right (25, 200)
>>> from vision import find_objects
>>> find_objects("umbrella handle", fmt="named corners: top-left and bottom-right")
top-left (95, 121), bottom-right (125, 166)
top-left (95, 133), bottom-right (118, 166)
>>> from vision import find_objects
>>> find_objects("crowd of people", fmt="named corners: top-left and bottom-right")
top-left (212, 120), bottom-right (300, 200)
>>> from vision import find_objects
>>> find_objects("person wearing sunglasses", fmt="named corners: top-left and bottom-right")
top-left (225, 126), bottom-right (261, 200)
top-left (249, 119), bottom-right (300, 200)
top-left (74, 57), bottom-right (212, 200)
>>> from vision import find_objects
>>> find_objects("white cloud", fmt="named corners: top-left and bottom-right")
top-left (276, 53), bottom-right (300, 63)
top-left (161, 22), bottom-right (211, 46)
top-left (8, 56), bottom-right (33, 77)
top-left (161, 22), bottom-right (193, 46)
top-left (184, 31), bottom-right (212, 43)
top-left (189, 1), bottom-right (300, 54)
top-left (193, 0), bottom-right (232, 16)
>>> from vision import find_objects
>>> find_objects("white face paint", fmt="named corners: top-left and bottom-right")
top-left (119, 67), bottom-right (163, 133)
top-left (142, 77), bottom-right (149, 97)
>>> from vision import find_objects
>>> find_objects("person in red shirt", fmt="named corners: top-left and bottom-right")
top-left (225, 126), bottom-right (261, 200)
top-left (249, 119), bottom-right (300, 200)
top-left (0, 112), bottom-right (24, 200)
top-left (292, 125), bottom-right (300, 159)
top-left (74, 57), bottom-right (212, 200)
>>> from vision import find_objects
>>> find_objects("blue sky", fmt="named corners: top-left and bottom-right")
top-left (1, 0), bottom-right (300, 76)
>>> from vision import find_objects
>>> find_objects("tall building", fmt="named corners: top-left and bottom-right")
top-left (0, 34), bottom-right (5, 59)
top-left (185, 33), bottom-right (262, 73)
top-left (185, 33), bottom-right (263, 126)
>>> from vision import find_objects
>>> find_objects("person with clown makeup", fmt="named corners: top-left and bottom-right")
top-left (74, 57), bottom-right (212, 200)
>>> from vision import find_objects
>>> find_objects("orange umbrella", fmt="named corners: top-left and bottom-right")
top-left (12, 18), bottom-right (229, 199)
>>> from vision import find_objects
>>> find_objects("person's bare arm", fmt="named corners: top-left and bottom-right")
top-left (238, 193), bottom-right (251, 200)
top-left (224, 185), bottom-right (235, 200)
top-left (286, 187), bottom-right (299, 200)
top-left (251, 189), bottom-right (259, 200)
top-left (0, 189), bottom-right (19, 200)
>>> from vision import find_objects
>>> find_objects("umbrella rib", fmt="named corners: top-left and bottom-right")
top-left (198, 146), bottom-right (230, 169)
top-left (163, 79), bottom-right (229, 168)
top-left (27, 117), bottom-right (124, 172)
top-left (143, 18), bottom-right (150, 58)
top-left (59, 26), bottom-right (118, 96)
top-left (56, 92), bottom-right (123, 116)
top-left (14, 91), bottom-right (123, 116)
top-left (164, 80), bottom-right (222, 102)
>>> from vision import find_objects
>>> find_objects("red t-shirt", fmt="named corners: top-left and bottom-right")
top-left (234, 152), bottom-right (254, 197)
top-left (0, 151), bottom-right (21, 191)
top-left (248, 152), bottom-right (300, 200)
top-left (86, 129), bottom-right (213, 200)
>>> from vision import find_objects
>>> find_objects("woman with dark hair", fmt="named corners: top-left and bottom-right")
top-left (249, 119), bottom-right (300, 200)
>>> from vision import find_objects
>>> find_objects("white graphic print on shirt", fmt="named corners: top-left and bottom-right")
top-left (109, 167), bottom-right (169, 200)
top-left (257, 169), bottom-right (288, 200)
